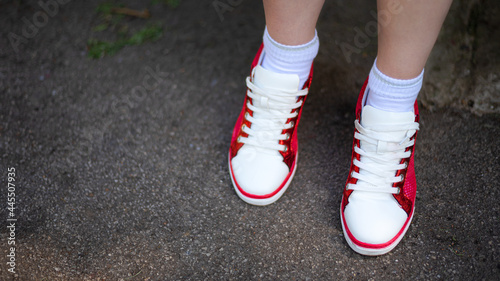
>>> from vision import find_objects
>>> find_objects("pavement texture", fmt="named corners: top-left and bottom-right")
top-left (0, 0), bottom-right (499, 280)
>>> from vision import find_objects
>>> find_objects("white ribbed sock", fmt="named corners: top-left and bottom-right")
top-left (261, 27), bottom-right (319, 89)
top-left (366, 59), bottom-right (424, 113)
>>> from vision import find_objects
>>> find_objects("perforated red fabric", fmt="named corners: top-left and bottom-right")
top-left (341, 78), bottom-right (368, 211)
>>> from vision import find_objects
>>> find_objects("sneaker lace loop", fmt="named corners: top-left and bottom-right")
top-left (349, 120), bottom-right (419, 194)
top-left (239, 77), bottom-right (308, 151)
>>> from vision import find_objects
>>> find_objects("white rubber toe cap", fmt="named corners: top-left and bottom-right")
top-left (343, 191), bottom-right (408, 244)
top-left (231, 146), bottom-right (289, 196)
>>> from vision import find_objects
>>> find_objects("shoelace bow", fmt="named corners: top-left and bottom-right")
top-left (238, 76), bottom-right (308, 152)
top-left (348, 120), bottom-right (419, 194)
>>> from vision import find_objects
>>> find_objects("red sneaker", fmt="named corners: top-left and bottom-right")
top-left (341, 78), bottom-right (420, 255)
top-left (228, 45), bottom-right (313, 206)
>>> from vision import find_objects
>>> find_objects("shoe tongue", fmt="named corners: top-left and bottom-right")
top-left (361, 105), bottom-right (414, 128)
top-left (253, 65), bottom-right (300, 92)
top-left (356, 107), bottom-right (415, 189)
top-left (360, 105), bottom-right (415, 145)
top-left (248, 66), bottom-right (300, 156)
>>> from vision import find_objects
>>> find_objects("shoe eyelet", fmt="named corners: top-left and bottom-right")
top-left (285, 133), bottom-right (290, 140)
top-left (400, 174), bottom-right (405, 182)
top-left (396, 188), bottom-right (401, 195)
top-left (241, 124), bottom-right (246, 131)
top-left (237, 136), bottom-right (241, 143)
top-left (283, 145), bottom-right (288, 152)
top-left (289, 121), bottom-right (295, 127)
top-left (404, 161), bottom-right (409, 169)
top-left (244, 112), bottom-right (249, 119)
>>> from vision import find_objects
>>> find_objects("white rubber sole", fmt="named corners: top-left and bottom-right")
top-left (340, 204), bottom-right (415, 256)
top-left (228, 153), bottom-right (298, 206)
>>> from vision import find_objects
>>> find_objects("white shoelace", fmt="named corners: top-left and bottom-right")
top-left (238, 76), bottom-right (308, 152)
top-left (348, 120), bottom-right (419, 194)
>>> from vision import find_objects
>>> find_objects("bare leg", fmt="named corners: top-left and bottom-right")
top-left (376, 0), bottom-right (453, 79)
top-left (263, 0), bottom-right (324, 45)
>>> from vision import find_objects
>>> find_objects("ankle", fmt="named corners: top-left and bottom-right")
top-left (261, 27), bottom-right (319, 89)
top-left (366, 58), bottom-right (423, 113)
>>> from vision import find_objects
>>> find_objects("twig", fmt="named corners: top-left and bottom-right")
top-left (125, 270), bottom-right (142, 279)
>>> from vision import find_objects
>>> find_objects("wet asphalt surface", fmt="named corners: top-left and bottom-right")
top-left (0, 0), bottom-right (499, 280)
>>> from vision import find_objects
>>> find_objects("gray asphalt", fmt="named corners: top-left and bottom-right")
top-left (1, 0), bottom-right (499, 280)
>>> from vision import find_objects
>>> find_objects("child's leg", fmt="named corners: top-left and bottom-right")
top-left (263, 0), bottom-right (324, 45)
top-left (261, 0), bottom-right (324, 87)
top-left (377, 0), bottom-right (453, 79)
top-left (341, 0), bottom-right (452, 256)
top-left (366, 0), bottom-right (453, 113)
